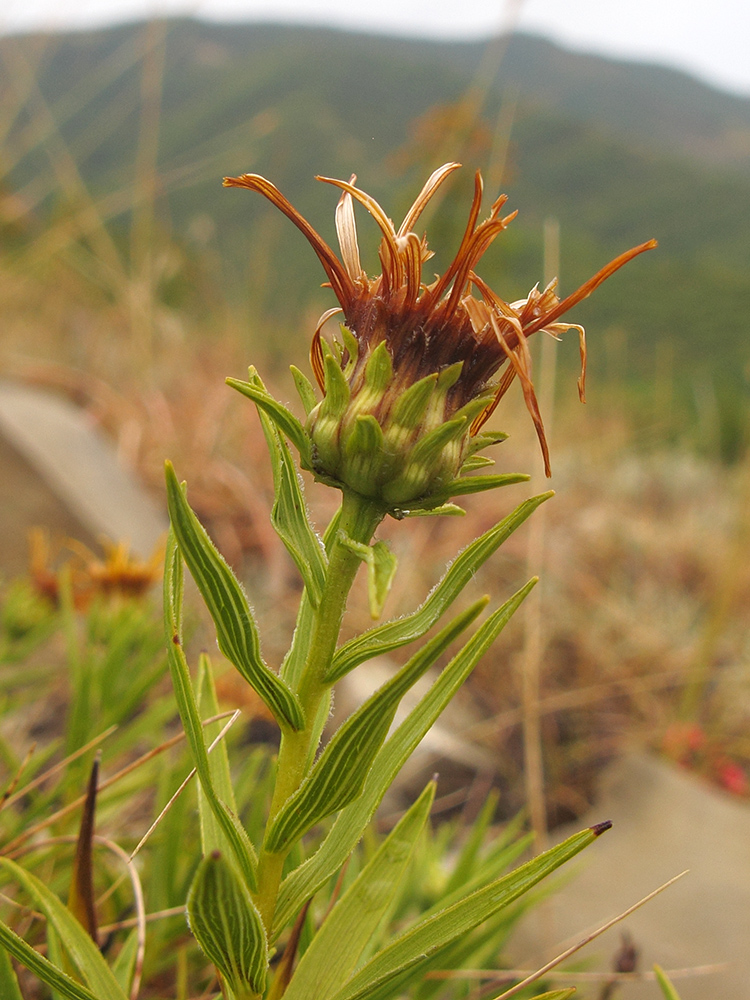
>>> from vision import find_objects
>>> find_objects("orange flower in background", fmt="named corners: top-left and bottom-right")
top-left (28, 528), bottom-right (163, 609)
top-left (225, 164), bottom-right (655, 501)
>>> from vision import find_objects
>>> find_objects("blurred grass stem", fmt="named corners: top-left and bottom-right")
top-left (519, 216), bottom-right (560, 853)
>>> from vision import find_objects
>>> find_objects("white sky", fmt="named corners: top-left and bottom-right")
top-left (3, 0), bottom-right (750, 99)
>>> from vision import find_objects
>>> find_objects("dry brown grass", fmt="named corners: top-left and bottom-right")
top-left (2, 20), bottom-right (747, 836)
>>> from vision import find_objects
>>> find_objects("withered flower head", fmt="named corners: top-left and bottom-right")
top-left (224, 164), bottom-right (655, 510)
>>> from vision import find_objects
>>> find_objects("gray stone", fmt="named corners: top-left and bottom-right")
top-left (0, 380), bottom-right (167, 576)
top-left (511, 752), bottom-right (750, 998)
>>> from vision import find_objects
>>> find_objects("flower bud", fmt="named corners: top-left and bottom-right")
top-left (225, 165), bottom-right (656, 510)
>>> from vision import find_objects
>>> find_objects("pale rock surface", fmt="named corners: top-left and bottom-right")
top-left (0, 380), bottom-right (166, 575)
top-left (510, 752), bottom-right (750, 999)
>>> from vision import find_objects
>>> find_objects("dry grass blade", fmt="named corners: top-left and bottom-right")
top-left (0, 742), bottom-right (37, 811)
top-left (2, 726), bottom-right (117, 812)
top-left (2, 43), bottom-right (129, 288)
top-left (427, 964), bottom-right (726, 984)
top-left (0, 889), bottom-right (44, 921)
top-left (1, 712), bottom-right (236, 856)
top-left (489, 871), bottom-right (688, 1000)
top-left (6, 833), bottom-right (147, 1000)
top-left (93, 835), bottom-right (147, 1000)
top-left (128, 709), bottom-right (241, 862)
top-left (98, 904), bottom-right (186, 935)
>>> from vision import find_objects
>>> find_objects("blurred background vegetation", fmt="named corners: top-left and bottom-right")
top-left (2, 19), bottom-right (749, 456)
top-left (0, 19), bottom-right (749, 996)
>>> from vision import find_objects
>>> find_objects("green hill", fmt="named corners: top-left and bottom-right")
top-left (2, 19), bottom-right (749, 416)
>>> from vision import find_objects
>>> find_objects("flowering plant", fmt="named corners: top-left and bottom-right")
top-left (161, 165), bottom-right (654, 999)
top-left (0, 164), bottom-right (655, 1000)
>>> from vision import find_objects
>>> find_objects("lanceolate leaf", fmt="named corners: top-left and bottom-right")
top-left (282, 782), bottom-right (436, 1000)
top-left (280, 509), bottom-right (341, 690)
top-left (338, 534), bottom-right (397, 619)
top-left (196, 653), bottom-right (241, 857)
top-left (0, 858), bottom-right (128, 1000)
top-left (188, 852), bottom-right (268, 999)
top-left (165, 462), bottom-right (304, 732)
top-left (274, 579), bottom-right (536, 935)
top-left (0, 945), bottom-right (25, 1000)
top-left (0, 917), bottom-right (97, 1000)
top-left (110, 929), bottom-right (139, 997)
top-left (328, 494), bottom-right (551, 682)
top-left (403, 503), bottom-right (466, 518)
top-left (653, 964), bottom-right (682, 1000)
top-left (163, 530), bottom-right (258, 891)
top-left (248, 369), bottom-right (327, 607)
top-left (445, 473), bottom-right (530, 497)
top-left (265, 599), bottom-right (487, 855)
top-left (328, 827), bottom-right (609, 1000)
top-left (227, 375), bottom-right (311, 465)
top-left (290, 365), bottom-right (318, 416)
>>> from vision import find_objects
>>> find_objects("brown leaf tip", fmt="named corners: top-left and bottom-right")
top-left (591, 819), bottom-right (613, 836)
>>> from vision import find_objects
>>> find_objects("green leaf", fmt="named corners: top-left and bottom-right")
top-left (163, 530), bottom-right (259, 890)
top-left (460, 454), bottom-right (496, 472)
top-left (274, 580), bottom-right (535, 935)
top-left (110, 930), bottom-right (139, 996)
top-left (402, 503), bottom-right (466, 517)
top-left (290, 365), bottom-right (318, 416)
top-left (196, 653), bottom-right (241, 857)
top-left (446, 473), bottom-right (531, 497)
top-left (338, 533), bottom-right (397, 619)
top-left (0, 858), bottom-right (128, 1000)
top-left (329, 493), bottom-right (552, 682)
top-left (0, 945), bottom-right (24, 1000)
top-left (464, 429), bottom-right (508, 457)
top-left (444, 790), bottom-right (500, 896)
top-left (279, 590), bottom-right (316, 690)
top-left (249, 371), bottom-right (327, 607)
top-left (280, 509), bottom-right (342, 690)
top-left (165, 461), bottom-right (304, 731)
top-left (227, 375), bottom-right (311, 465)
top-left (0, 918), bottom-right (98, 1000)
top-left (329, 827), bottom-right (606, 1000)
top-left (265, 599), bottom-right (487, 855)
top-left (283, 782), bottom-right (436, 1000)
top-left (653, 964), bottom-right (682, 1000)
top-left (188, 852), bottom-right (268, 999)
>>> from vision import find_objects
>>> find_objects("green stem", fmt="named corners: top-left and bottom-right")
top-left (254, 489), bottom-right (385, 933)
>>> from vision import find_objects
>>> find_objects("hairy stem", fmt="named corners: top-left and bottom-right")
top-left (254, 489), bottom-right (385, 932)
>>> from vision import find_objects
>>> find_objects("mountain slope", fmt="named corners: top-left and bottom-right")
top-left (1, 19), bottom-right (749, 401)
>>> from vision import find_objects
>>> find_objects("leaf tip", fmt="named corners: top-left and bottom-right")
top-left (591, 819), bottom-right (612, 836)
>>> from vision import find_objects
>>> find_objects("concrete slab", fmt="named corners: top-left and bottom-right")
top-left (0, 380), bottom-right (167, 576)
top-left (511, 753), bottom-right (750, 998)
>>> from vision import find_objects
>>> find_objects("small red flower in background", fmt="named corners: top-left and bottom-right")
top-left (662, 722), bottom-right (749, 798)
top-left (715, 759), bottom-right (749, 797)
